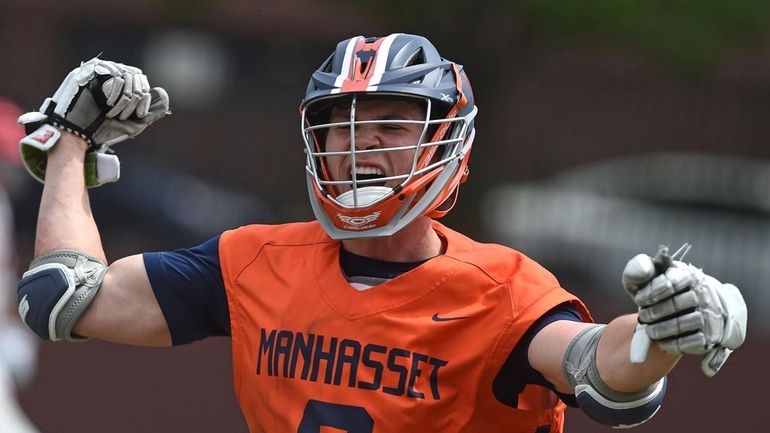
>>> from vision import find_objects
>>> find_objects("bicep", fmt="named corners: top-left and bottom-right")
top-left (73, 254), bottom-right (171, 347)
top-left (528, 319), bottom-right (596, 394)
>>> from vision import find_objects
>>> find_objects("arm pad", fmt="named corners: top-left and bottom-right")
top-left (17, 250), bottom-right (106, 341)
top-left (575, 377), bottom-right (666, 429)
top-left (563, 325), bottom-right (667, 428)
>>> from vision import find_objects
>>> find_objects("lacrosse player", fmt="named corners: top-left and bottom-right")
top-left (15, 34), bottom-right (746, 432)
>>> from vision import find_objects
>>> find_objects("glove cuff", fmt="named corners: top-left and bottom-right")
top-left (19, 123), bottom-right (120, 188)
top-left (19, 124), bottom-right (62, 184)
top-left (85, 151), bottom-right (120, 187)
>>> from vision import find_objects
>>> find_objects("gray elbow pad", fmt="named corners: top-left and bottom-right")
top-left (17, 250), bottom-right (106, 341)
top-left (563, 325), bottom-right (667, 428)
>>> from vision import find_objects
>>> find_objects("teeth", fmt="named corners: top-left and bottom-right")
top-left (352, 166), bottom-right (384, 176)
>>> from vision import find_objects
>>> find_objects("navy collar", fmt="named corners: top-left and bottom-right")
top-left (339, 248), bottom-right (429, 279)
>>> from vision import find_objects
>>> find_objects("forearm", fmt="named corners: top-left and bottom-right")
top-left (35, 132), bottom-right (106, 263)
top-left (596, 314), bottom-right (681, 393)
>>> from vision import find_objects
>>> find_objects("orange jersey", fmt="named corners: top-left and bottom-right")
top-left (219, 220), bottom-right (591, 433)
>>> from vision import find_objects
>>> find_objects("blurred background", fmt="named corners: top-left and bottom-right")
top-left (1, 0), bottom-right (769, 432)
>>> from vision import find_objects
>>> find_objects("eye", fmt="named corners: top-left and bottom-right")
top-left (330, 124), bottom-right (351, 132)
top-left (381, 123), bottom-right (405, 131)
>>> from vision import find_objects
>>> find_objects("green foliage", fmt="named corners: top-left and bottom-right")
top-left (326, 0), bottom-right (770, 71)
top-left (521, 0), bottom-right (770, 70)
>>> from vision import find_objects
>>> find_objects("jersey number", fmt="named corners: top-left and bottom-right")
top-left (297, 400), bottom-right (374, 433)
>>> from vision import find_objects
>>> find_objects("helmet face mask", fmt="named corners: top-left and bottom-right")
top-left (301, 33), bottom-right (477, 240)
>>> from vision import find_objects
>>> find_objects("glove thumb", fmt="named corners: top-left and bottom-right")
top-left (143, 87), bottom-right (170, 123)
top-left (717, 283), bottom-right (748, 350)
top-left (701, 346), bottom-right (732, 378)
top-left (622, 253), bottom-right (656, 293)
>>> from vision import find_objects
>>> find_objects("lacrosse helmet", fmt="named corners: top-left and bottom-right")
top-left (301, 33), bottom-right (477, 240)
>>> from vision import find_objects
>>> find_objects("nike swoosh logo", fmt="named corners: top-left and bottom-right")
top-left (432, 313), bottom-right (471, 322)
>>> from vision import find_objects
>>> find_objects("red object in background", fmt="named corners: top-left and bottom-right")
top-left (0, 97), bottom-right (24, 166)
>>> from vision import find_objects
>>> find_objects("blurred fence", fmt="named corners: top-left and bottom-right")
top-left (484, 153), bottom-right (770, 331)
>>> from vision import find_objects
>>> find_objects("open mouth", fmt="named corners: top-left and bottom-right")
top-left (351, 166), bottom-right (388, 187)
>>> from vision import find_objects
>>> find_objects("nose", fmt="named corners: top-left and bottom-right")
top-left (353, 125), bottom-right (380, 151)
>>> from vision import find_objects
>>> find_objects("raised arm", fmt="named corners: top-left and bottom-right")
top-left (36, 132), bottom-right (171, 345)
top-left (16, 58), bottom-right (171, 346)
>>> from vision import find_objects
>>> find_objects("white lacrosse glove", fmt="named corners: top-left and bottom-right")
top-left (17, 57), bottom-right (170, 187)
top-left (622, 246), bottom-right (747, 377)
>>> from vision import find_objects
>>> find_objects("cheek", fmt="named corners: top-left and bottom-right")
top-left (326, 155), bottom-right (344, 166)
top-left (323, 151), bottom-right (346, 181)
top-left (389, 148), bottom-right (419, 175)
top-left (320, 134), bottom-right (346, 176)
top-left (325, 131), bottom-right (349, 151)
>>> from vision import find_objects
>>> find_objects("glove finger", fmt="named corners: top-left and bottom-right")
top-left (102, 77), bottom-right (125, 107)
top-left (80, 57), bottom-right (100, 68)
top-left (108, 74), bottom-right (134, 118)
top-left (121, 73), bottom-right (150, 120)
top-left (94, 59), bottom-right (122, 76)
top-left (633, 266), bottom-right (696, 307)
top-left (119, 72), bottom-right (147, 120)
top-left (633, 276), bottom-right (674, 307)
top-left (136, 73), bottom-right (150, 93)
top-left (658, 332), bottom-right (710, 355)
top-left (118, 62), bottom-right (143, 74)
top-left (622, 254), bottom-right (656, 293)
top-left (645, 311), bottom-right (703, 340)
top-left (119, 92), bottom-right (142, 121)
top-left (122, 72), bottom-right (135, 99)
top-left (75, 61), bottom-right (99, 86)
top-left (638, 290), bottom-right (699, 324)
top-left (143, 87), bottom-right (170, 123)
top-left (106, 94), bottom-right (130, 119)
top-left (136, 93), bottom-right (151, 119)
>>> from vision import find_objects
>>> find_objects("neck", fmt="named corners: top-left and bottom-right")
top-left (341, 217), bottom-right (443, 262)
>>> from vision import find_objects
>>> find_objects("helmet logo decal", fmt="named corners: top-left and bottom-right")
top-left (337, 211), bottom-right (382, 229)
top-left (356, 50), bottom-right (377, 68)
top-left (440, 93), bottom-right (454, 103)
top-left (334, 34), bottom-right (401, 94)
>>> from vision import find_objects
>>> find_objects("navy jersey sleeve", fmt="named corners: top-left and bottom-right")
top-left (493, 302), bottom-right (583, 408)
top-left (143, 235), bottom-right (230, 345)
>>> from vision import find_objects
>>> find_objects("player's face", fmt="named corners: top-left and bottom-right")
top-left (324, 99), bottom-right (425, 195)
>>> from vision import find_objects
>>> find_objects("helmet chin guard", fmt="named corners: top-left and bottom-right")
top-left (301, 33), bottom-right (477, 240)
top-left (336, 186), bottom-right (393, 207)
